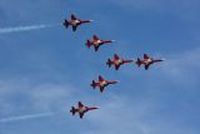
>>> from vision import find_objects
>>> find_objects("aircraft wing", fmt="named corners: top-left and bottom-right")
top-left (78, 101), bottom-right (84, 108)
top-left (114, 54), bottom-right (120, 60)
top-left (100, 87), bottom-right (105, 93)
top-left (144, 54), bottom-right (150, 59)
top-left (98, 75), bottom-right (104, 82)
top-left (72, 26), bottom-right (77, 32)
top-left (71, 14), bottom-right (77, 20)
top-left (115, 65), bottom-right (120, 70)
top-left (94, 46), bottom-right (100, 52)
top-left (93, 35), bottom-right (99, 40)
top-left (145, 64), bottom-right (150, 70)
top-left (79, 113), bottom-right (84, 119)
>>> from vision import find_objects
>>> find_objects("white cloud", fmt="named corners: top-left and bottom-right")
top-left (30, 83), bottom-right (76, 112)
top-left (0, 79), bottom-right (78, 117)
top-left (84, 95), bottom-right (153, 134)
top-left (160, 47), bottom-right (200, 86)
top-left (0, 112), bottom-right (54, 123)
top-left (0, 23), bottom-right (60, 34)
top-left (82, 93), bottom-right (198, 134)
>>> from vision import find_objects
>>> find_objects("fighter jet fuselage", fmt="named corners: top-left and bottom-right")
top-left (143, 58), bottom-right (153, 65)
top-left (63, 14), bottom-right (92, 32)
top-left (91, 75), bottom-right (118, 92)
top-left (107, 54), bottom-right (133, 70)
top-left (86, 35), bottom-right (114, 52)
top-left (70, 102), bottom-right (98, 119)
top-left (136, 54), bottom-right (163, 70)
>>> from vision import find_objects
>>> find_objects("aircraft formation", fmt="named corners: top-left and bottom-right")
top-left (64, 14), bottom-right (164, 119)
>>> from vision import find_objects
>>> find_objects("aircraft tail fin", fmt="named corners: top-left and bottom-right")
top-left (70, 106), bottom-right (76, 115)
top-left (106, 58), bottom-right (112, 68)
top-left (86, 40), bottom-right (92, 48)
top-left (136, 58), bottom-right (142, 67)
top-left (90, 80), bottom-right (96, 89)
top-left (63, 20), bottom-right (69, 28)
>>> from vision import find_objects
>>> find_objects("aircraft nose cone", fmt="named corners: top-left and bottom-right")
top-left (160, 58), bottom-right (165, 61)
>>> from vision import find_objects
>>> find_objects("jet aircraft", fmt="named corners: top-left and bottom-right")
top-left (135, 54), bottom-right (164, 70)
top-left (106, 54), bottom-right (133, 70)
top-left (86, 35), bottom-right (115, 52)
top-left (63, 14), bottom-right (93, 32)
top-left (70, 101), bottom-right (98, 119)
top-left (90, 75), bottom-right (118, 93)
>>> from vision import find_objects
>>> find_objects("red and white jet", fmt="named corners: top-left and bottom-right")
top-left (70, 101), bottom-right (98, 119)
top-left (63, 14), bottom-right (93, 32)
top-left (135, 54), bottom-right (164, 70)
top-left (106, 54), bottom-right (134, 70)
top-left (86, 35), bottom-right (115, 52)
top-left (90, 75), bottom-right (118, 93)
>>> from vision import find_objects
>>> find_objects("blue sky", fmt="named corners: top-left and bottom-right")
top-left (0, 0), bottom-right (200, 134)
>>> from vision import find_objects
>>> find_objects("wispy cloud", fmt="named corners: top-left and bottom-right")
top-left (0, 112), bottom-right (54, 123)
top-left (0, 23), bottom-right (61, 34)
top-left (83, 92), bottom-right (199, 134)
top-left (0, 79), bottom-right (78, 117)
top-left (160, 47), bottom-right (200, 85)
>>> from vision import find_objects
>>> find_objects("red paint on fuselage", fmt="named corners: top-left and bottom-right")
top-left (70, 102), bottom-right (98, 119)
top-left (86, 35), bottom-right (114, 51)
top-left (90, 76), bottom-right (118, 92)
top-left (107, 54), bottom-right (133, 70)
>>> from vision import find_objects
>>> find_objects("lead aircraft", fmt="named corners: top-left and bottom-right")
top-left (63, 14), bottom-right (93, 32)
